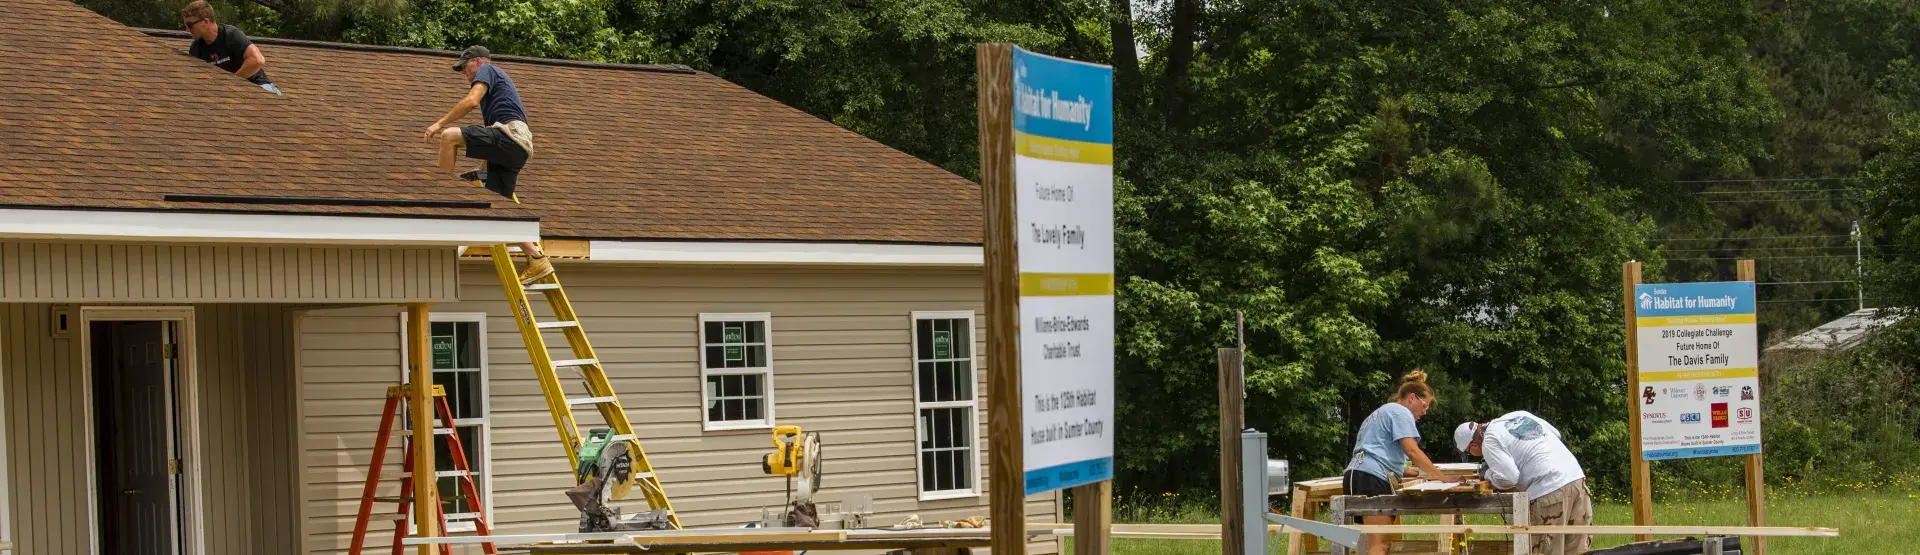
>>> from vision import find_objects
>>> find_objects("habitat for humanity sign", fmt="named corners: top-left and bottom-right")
top-left (1012, 46), bottom-right (1115, 496)
top-left (1634, 281), bottom-right (1761, 460)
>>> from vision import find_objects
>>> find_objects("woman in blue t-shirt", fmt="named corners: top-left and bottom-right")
top-left (1344, 370), bottom-right (1449, 555)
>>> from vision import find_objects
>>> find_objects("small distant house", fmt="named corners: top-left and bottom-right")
top-left (0, 0), bottom-right (1059, 552)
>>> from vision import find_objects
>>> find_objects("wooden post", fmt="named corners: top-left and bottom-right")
top-left (1622, 262), bottom-right (1653, 541)
top-left (1072, 481), bottom-right (1112, 555)
top-left (1219, 348), bottom-right (1246, 555)
top-left (406, 303), bottom-right (438, 555)
top-left (977, 41), bottom-right (1026, 555)
top-left (1736, 259), bottom-right (1768, 555)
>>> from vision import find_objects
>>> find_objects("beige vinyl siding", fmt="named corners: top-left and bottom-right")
top-left (1, 304), bottom-right (298, 555)
top-left (0, 241), bottom-right (458, 303)
top-left (299, 264), bottom-right (1059, 554)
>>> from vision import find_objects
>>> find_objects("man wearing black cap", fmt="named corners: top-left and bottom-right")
top-left (424, 45), bottom-right (551, 284)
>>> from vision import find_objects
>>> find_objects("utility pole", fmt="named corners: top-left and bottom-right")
top-left (1853, 220), bottom-right (1865, 311)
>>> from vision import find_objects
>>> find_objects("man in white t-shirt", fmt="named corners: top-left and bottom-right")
top-left (1454, 412), bottom-right (1592, 555)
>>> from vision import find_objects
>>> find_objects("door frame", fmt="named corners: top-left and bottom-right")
top-left (80, 306), bottom-right (203, 555)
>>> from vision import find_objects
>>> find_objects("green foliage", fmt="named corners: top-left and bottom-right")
top-left (70, 0), bottom-right (1920, 502)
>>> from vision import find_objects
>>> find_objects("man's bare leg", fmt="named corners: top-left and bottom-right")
top-left (437, 127), bottom-right (464, 172)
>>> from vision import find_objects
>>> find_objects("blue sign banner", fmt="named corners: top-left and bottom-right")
top-left (1645, 444), bottom-right (1763, 461)
top-left (1024, 456), bottom-right (1113, 496)
top-left (1634, 281), bottom-right (1756, 318)
top-left (1012, 46), bottom-right (1114, 146)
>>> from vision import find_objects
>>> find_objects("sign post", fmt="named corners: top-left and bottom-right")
top-left (979, 42), bottom-right (1116, 553)
top-left (1622, 262), bottom-right (1654, 540)
top-left (1627, 262), bottom-right (1766, 551)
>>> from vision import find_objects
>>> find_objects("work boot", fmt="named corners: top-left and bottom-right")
top-left (459, 167), bottom-right (485, 184)
top-left (520, 255), bottom-right (554, 285)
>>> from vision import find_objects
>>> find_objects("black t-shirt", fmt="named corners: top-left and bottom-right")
top-left (188, 24), bottom-right (271, 85)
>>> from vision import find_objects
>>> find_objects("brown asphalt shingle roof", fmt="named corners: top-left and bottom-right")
top-left (0, 0), bottom-right (532, 222)
top-left (235, 37), bottom-right (984, 244)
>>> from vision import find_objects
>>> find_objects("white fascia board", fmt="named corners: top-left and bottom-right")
top-left (588, 240), bottom-right (983, 266)
top-left (0, 207), bottom-right (540, 245)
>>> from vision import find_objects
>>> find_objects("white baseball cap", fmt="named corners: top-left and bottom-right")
top-left (1453, 422), bottom-right (1480, 454)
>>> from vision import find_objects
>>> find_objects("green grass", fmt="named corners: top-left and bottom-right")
top-left (1070, 491), bottom-right (1920, 554)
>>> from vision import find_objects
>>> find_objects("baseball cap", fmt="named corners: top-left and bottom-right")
top-left (453, 46), bottom-right (491, 71)
top-left (1452, 422), bottom-right (1480, 455)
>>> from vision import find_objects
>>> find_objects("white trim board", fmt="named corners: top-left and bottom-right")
top-left (0, 207), bottom-right (539, 245)
top-left (588, 241), bottom-right (982, 266)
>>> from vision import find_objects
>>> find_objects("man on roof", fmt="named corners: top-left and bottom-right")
top-left (180, 1), bottom-right (280, 95)
top-left (424, 46), bottom-right (552, 285)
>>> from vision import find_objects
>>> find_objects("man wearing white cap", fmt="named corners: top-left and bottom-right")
top-left (1454, 412), bottom-right (1591, 555)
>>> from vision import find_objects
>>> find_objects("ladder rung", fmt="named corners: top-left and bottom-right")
top-left (401, 470), bottom-right (472, 479)
top-left (568, 396), bottom-right (619, 406)
top-left (552, 358), bottom-right (597, 368)
top-left (536, 321), bottom-right (579, 330)
top-left (374, 496), bottom-right (412, 504)
top-left (525, 283), bottom-right (560, 292)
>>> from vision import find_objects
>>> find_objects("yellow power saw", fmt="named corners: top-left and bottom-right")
top-left (760, 425), bottom-right (823, 526)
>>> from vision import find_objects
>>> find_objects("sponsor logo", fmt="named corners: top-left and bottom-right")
top-left (1665, 387), bottom-right (1689, 399)
top-left (1680, 413), bottom-right (1703, 424)
top-left (1643, 386), bottom-right (1657, 405)
top-left (1737, 407), bottom-right (1755, 424)
top-left (1741, 386), bottom-right (1755, 401)
top-left (1711, 403), bottom-right (1730, 429)
top-left (1712, 386), bottom-right (1733, 398)
top-left (1694, 383), bottom-right (1707, 401)
top-left (1639, 293), bottom-right (1654, 310)
top-left (1643, 412), bottom-right (1668, 420)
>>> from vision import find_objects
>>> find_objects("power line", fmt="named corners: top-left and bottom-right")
top-left (1690, 188), bottom-right (1858, 195)
top-left (1649, 234), bottom-right (1851, 242)
top-left (1660, 245), bottom-right (1858, 253)
top-left (1757, 280), bottom-right (1857, 286)
top-left (1712, 195), bottom-right (1858, 201)
top-left (1675, 177), bottom-right (1861, 183)
top-left (1758, 297), bottom-right (1880, 304)
top-left (1663, 254), bottom-right (1859, 261)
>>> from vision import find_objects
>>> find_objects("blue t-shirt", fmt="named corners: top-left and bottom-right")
top-left (472, 64), bottom-right (528, 126)
top-left (1345, 402), bottom-right (1421, 481)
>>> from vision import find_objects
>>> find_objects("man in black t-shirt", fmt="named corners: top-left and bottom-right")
top-left (181, 1), bottom-right (280, 95)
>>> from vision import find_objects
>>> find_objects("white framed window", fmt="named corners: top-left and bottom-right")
top-left (912, 311), bottom-right (981, 500)
top-left (398, 312), bottom-right (492, 533)
top-left (698, 313), bottom-right (775, 431)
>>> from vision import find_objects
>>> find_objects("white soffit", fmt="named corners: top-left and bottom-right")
top-left (588, 240), bottom-right (983, 266)
top-left (0, 207), bottom-right (540, 245)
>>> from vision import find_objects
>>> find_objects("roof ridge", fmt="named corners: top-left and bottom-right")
top-left (139, 28), bottom-right (699, 75)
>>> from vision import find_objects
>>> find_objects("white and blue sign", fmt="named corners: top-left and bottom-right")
top-left (1011, 46), bottom-right (1115, 496)
top-left (1634, 281), bottom-right (1762, 461)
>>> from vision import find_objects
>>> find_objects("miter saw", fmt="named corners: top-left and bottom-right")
top-left (566, 428), bottom-right (670, 532)
top-left (760, 425), bottom-right (824, 527)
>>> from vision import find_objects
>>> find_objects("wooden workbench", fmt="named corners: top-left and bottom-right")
top-left (1328, 492), bottom-right (1529, 555)
top-left (1286, 464), bottom-right (1482, 555)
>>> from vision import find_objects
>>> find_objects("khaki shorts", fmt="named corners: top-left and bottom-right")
top-left (1528, 479), bottom-right (1593, 555)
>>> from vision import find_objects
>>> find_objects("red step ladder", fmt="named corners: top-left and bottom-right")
top-left (348, 384), bottom-right (498, 555)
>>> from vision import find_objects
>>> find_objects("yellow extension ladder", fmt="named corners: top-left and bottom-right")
top-left (487, 244), bottom-right (682, 529)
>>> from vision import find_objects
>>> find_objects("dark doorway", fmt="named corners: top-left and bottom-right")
top-left (91, 320), bottom-right (183, 555)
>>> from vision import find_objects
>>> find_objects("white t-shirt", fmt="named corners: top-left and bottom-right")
top-left (1481, 411), bottom-right (1584, 500)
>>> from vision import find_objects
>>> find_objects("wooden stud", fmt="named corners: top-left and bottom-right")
top-left (1287, 483), bottom-right (1310, 555)
top-left (1737, 259), bottom-right (1768, 555)
top-left (977, 41), bottom-right (1025, 555)
top-left (1072, 481), bottom-right (1112, 555)
top-left (1622, 261), bottom-right (1654, 541)
top-left (1218, 347), bottom-right (1246, 555)
top-left (406, 303), bottom-right (438, 555)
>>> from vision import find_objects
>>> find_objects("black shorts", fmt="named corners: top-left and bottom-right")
top-left (1343, 470), bottom-right (1393, 497)
top-left (461, 124), bottom-right (529, 199)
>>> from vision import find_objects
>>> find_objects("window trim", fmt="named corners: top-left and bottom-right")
top-left (697, 312), bottom-right (777, 431)
top-left (910, 310), bottom-right (984, 501)
top-left (396, 311), bottom-right (493, 532)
